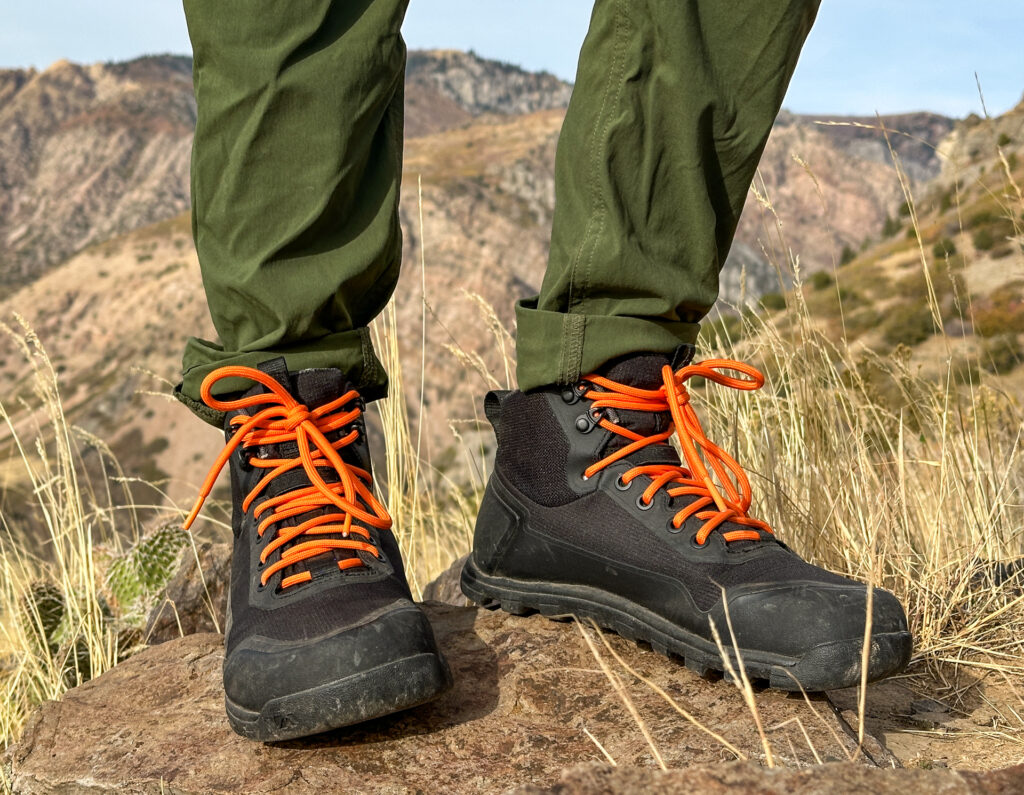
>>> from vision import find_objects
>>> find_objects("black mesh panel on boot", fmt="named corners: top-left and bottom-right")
top-left (495, 391), bottom-right (577, 506)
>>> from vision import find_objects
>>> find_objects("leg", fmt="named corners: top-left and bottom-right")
top-left (177, 0), bottom-right (408, 425)
top-left (178, 0), bottom-right (453, 742)
top-left (516, 0), bottom-right (820, 389)
top-left (465, 0), bottom-right (912, 692)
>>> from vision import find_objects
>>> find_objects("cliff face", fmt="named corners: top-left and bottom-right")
top-left (0, 56), bottom-right (195, 289)
top-left (0, 50), bottom-right (573, 292)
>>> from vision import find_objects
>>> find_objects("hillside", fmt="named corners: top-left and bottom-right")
top-left (0, 51), bottom-right (572, 291)
top-left (1, 51), bottom-right (1013, 532)
top-left (734, 98), bottom-right (1024, 402)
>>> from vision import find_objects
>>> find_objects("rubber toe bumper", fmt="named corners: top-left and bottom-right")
top-left (223, 606), bottom-right (452, 742)
top-left (710, 581), bottom-right (912, 690)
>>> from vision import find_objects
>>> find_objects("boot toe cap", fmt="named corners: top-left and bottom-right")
top-left (223, 604), bottom-right (446, 712)
top-left (709, 581), bottom-right (912, 689)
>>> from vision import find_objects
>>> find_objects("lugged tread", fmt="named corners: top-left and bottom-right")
top-left (461, 557), bottom-right (911, 692)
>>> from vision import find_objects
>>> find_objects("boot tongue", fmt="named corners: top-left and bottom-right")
top-left (598, 353), bottom-right (678, 465)
top-left (601, 352), bottom-right (672, 389)
top-left (238, 359), bottom-right (374, 585)
top-left (240, 358), bottom-right (349, 412)
top-left (293, 368), bottom-right (349, 411)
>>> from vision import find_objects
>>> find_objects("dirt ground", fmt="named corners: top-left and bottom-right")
top-left (830, 671), bottom-right (1024, 770)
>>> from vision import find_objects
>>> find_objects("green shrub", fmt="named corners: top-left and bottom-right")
top-left (932, 237), bottom-right (957, 259)
top-left (969, 210), bottom-right (996, 229)
top-left (809, 270), bottom-right (834, 290)
top-left (973, 227), bottom-right (997, 251)
top-left (898, 200), bottom-right (912, 218)
top-left (759, 291), bottom-right (786, 312)
top-left (998, 132), bottom-right (1012, 147)
top-left (881, 302), bottom-right (936, 347)
top-left (882, 214), bottom-right (901, 237)
top-left (840, 244), bottom-right (857, 265)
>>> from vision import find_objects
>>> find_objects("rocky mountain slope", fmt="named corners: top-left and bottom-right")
top-left (1, 52), bottom-right (956, 297)
top-left (0, 51), bottom-right (572, 291)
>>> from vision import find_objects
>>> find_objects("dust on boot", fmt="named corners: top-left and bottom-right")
top-left (184, 358), bottom-right (451, 742)
top-left (462, 346), bottom-right (911, 692)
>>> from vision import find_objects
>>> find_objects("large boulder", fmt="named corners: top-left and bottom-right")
top-left (9, 603), bottom-right (904, 793)
top-left (144, 542), bottom-right (230, 644)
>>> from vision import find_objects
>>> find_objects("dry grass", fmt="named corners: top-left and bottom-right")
top-left (0, 121), bottom-right (1021, 766)
top-left (0, 318), bottom-right (133, 743)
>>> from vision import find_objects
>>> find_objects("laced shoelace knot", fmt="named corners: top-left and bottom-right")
top-left (183, 365), bottom-right (392, 590)
top-left (579, 358), bottom-right (774, 546)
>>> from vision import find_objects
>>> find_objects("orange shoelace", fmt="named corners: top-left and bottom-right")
top-left (182, 365), bottom-right (392, 589)
top-left (580, 359), bottom-right (773, 546)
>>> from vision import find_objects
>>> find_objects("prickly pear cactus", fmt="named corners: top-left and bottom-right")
top-left (105, 522), bottom-right (189, 624)
top-left (20, 582), bottom-right (66, 658)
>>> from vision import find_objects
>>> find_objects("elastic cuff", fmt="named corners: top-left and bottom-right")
top-left (514, 297), bottom-right (701, 391)
top-left (176, 328), bottom-right (388, 427)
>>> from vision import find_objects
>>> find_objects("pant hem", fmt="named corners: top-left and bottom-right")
top-left (515, 297), bottom-right (702, 391)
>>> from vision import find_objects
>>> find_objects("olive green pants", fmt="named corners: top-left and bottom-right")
top-left (177, 0), bottom-right (819, 425)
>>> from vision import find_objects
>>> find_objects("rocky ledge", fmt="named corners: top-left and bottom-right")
top-left (8, 553), bottom-right (1024, 793)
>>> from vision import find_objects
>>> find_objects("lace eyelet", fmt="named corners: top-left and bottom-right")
top-left (667, 520), bottom-right (682, 534)
top-left (636, 495), bottom-right (654, 511)
top-left (690, 535), bottom-right (707, 549)
top-left (615, 475), bottom-right (632, 491)
top-left (574, 410), bottom-right (602, 434)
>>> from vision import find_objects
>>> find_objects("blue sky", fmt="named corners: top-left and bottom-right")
top-left (2, 1), bottom-right (1021, 117)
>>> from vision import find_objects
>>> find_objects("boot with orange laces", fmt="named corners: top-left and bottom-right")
top-left (184, 358), bottom-right (451, 742)
top-left (461, 346), bottom-right (911, 691)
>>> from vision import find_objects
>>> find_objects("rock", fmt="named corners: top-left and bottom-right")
top-left (421, 553), bottom-right (473, 606)
top-left (10, 604), bottom-right (891, 794)
top-left (144, 542), bottom-right (230, 644)
top-left (512, 760), bottom-right (1024, 794)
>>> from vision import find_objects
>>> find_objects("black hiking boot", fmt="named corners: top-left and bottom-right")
top-left (184, 358), bottom-right (451, 742)
top-left (461, 346), bottom-right (912, 691)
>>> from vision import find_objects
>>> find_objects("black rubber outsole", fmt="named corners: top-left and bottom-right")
top-left (225, 651), bottom-right (453, 743)
top-left (461, 557), bottom-right (911, 692)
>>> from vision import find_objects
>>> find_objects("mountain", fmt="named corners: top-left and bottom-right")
top-left (0, 56), bottom-right (194, 289)
top-left (0, 51), bottom-right (573, 292)
top-left (5, 51), bottom-right (1009, 524)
